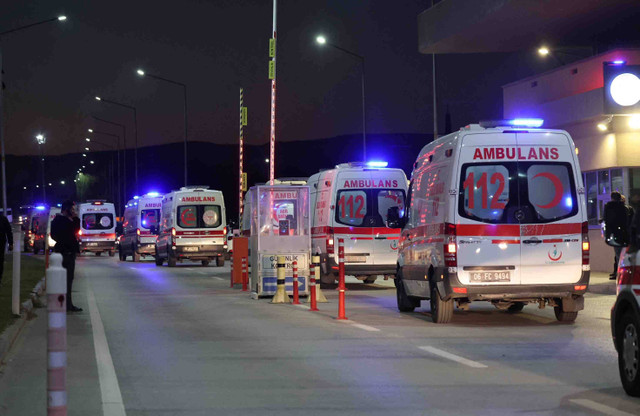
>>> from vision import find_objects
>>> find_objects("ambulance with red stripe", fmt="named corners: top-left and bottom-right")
top-left (78, 201), bottom-right (117, 256)
top-left (119, 192), bottom-right (163, 262)
top-left (308, 162), bottom-right (408, 284)
top-left (155, 186), bottom-right (227, 267)
top-left (611, 248), bottom-right (640, 396)
top-left (387, 119), bottom-right (589, 323)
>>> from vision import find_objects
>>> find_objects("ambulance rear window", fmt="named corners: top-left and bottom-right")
top-left (178, 205), bottom-right (221, 228)
top-left (336, 190), bottom-right (367, 226)
top-left (83, 213), bottom-right (114, 230)
top-left (458, 162), bottom-right (578, 224)
top-left (336, 189), bottom-right (406, 227)
top-left (141, 209), bottom-right (159, 229)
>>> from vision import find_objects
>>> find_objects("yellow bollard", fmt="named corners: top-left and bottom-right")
top-left (270, 255), bottom-right (291, 304)
top-left (314, 255), bottom-right (328, 303)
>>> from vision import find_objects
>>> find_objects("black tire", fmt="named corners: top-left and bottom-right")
top-left (216, 257), bottom-right (224, 267)
top-left (108, 250), bottom-right (115, 257)
top-left (202, 260), bottom-right (210, 267)
top-left (617, 311), bottom-right (640, 397)
top-left (96, 252), bottom-right (102, 257)
top-left (430, 283), bottom-right (453, 323)
top-left (167, 255), bottom-right (177, 267)
top-left (363, 276), bottom-right (377, 284)
top-left (554, 305), bottom-right (578, 323)
top-left (395, 269), bottom-right (419, 312)
top-left (155, 256), bottom-right (163, 266)
top-left (507, 302), bottom-right (525, 313)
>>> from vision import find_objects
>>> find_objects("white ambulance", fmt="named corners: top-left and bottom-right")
top-left (30, 206), bottom-right (49, 254)
top-left (119, 192), bottom-right (163, 262)
top-left (46, 206), bottom-right (61, 251)
top-left (388, 120), bottom-right (589, 323)
top-left (307, 162), bottom-right (408, 284)
top-left (78, 200), bottom-right (117, 256)
top-left (155, 186), bottom-right (227, 267)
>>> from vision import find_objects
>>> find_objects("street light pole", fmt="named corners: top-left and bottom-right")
top-left (0, 15), bottom-right (67, 217)
top-left (35, 134), bottom-right (46, 203)
top-left (315, 36), bottom-right (367, 160)
top-left (89, 129), bottom-right (121, 215)
top-left (136, 69), bottom-right (188, 186)
top-left (95, 96), bottom-right (138, 194)
top-left (92, 116), bottom-right (127, 202)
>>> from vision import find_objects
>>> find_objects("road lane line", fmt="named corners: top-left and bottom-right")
top-left (339, 320), bottom-right (381, 332)
top-left (212, 276), bottom-right (224, 281)
top-left (293, 304), bottom-right (309, 310)
top-left (87, 290), bottom-right (127, 416)
top-left (570, 399), bottom-right (637, 416)
top-left (418, 346), bottom-right (487, 368)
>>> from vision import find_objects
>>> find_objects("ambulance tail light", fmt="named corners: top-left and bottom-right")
top-left (444, 223), bottom-right (457, 269)
top-left (327, 230), bottom-right (334, 254)
top-left (171, 227), bottom-right (176, 237)
top-left (581, 221), bottom-right (590, 266)
top-left (78, 229), bottom-right (83, 236)
top-left (136, 228), bottom-right (140, 236)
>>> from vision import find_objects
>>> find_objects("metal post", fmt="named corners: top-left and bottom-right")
top-left (337, 238), bottom-right (347, 320)
top-left (183, 85), bottom-right (188, 187)
top-left (292, 260), bottom-right (299, 304)
top-left (239, 88), bottom-right (244, 224)
top-left (361, 60), bottom-right (367, 161)
top-left (309, 257), bottom-right (318, 311)
top-left (133, 107), bottom-right (138, 194)
top-left (270, 255), bottom-right (290, 304)
top-left (242, 257), bottom-right (248, 292)
top-left (268, 0), bottom-right (277, 185)
top-left (40, 146), bottom-right (46, 203)
top-left (0, 47), bottom-right (7, 217)
top-left (47, 253), bottom-right (67, 416)
top-left (431, 0), bottom-right (438, 141)
top-left (11, 229), bottom-right (21, 316)
top-left (229, 253), bottom-right (234, 288)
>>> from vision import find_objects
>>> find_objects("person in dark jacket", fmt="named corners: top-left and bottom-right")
top-left (0, 213), bottom-right (13, 286)
top-left (51, 200), bottom-right (82, 312)
top-left (603, 191), bottom-right (633, 280)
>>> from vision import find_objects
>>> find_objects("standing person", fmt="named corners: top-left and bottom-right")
top-left (603, 191), bottom-right (632, 280)
top-left (0, 213), bottom-right (13, 286)
top-left (51, 200), bottom-right (82, 312)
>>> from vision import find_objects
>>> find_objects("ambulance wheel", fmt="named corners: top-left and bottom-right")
top-left (617, 311), bottom-right (640, 397)
top-left (133, 251), bottom-right (141, 262)
top-left (507, 302), bottom-right (525, 313)
top-left (396, 279), bottom-right (418, 312)
top-left (554, 306), bottom-right (578, 323)
top-left (108, 250), bottom-right (115, 257)
top-left (155, 256), bottom-right (163, 266)
top-left (216, 257), bottom-right (224, 267)
top-left (201, 260), bottom-right (210, 267)
top-left (96, 252), bottom-right (102, 257)
top-left (363, 276), bottom-right (377, 284)
top-left (430, 283), bottom-right (453, 323)
top-left (167, 255), bottom-right (177, 267)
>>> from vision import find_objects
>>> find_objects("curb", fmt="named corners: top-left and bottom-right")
top-left (0, 276), bottom-right (46, 366)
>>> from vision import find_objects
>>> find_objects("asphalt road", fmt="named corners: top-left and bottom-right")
top-left (1, 254), bottom-right (639, 415)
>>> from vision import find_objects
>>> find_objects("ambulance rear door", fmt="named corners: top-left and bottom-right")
top-left (516, 132), bottom-right (583, 285)
top-left (456, 133), bottom-right (521, 286)
top-left (369, 170), bottom-right (406, 266)
top-left (334, 170), bottom-right (375, 267)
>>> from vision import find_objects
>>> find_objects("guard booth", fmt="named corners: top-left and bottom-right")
top-left (244, 185), bottom-right (310, 297)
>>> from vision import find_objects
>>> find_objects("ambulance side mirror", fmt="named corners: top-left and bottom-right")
top-left (386, 206), bottom-right (406, 229)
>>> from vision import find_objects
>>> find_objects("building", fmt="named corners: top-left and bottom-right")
top-left (502, 49), bottom-right (640, 272)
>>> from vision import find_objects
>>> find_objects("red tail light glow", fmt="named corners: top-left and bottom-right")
top-left (581, 221), bottom-right (590, 266)
top-left (136, 228), bottom-right (141, 236)
top-left (171, 227), bottom-right (176, 237)
top-left (444, 223), bottom-right (457, 269)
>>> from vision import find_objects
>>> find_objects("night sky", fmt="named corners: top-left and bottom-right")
top-left (0, 0), bottom-right (574, 159)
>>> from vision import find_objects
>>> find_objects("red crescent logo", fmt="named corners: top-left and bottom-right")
top-left (548, 245), bottom-right (563, 261)
top-left (533, 172), bottom-right (564, 209)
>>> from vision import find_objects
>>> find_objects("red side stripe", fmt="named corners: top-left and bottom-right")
top-left (457, 224), bottom-right (519, 237)
top-left (521, 223), bottom-right (581, 236)
top-left (491, 239), bottom-right (520, 244)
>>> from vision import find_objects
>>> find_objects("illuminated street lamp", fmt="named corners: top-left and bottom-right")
top-left (315, 35), bottom-right (367, 160)
top-left (538, 46), bottom-right (550, 56)
top-left (136, 68), bottom-right (188, 186)
top-left (35, 134), bottom-right (46, 202)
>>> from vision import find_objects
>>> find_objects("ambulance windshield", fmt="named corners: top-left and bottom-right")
top-left (336, 189), bottom-right (405, 227)
top-left (459, 162), bottom-right (578, 224)
top-left (83, 213), bottom-right (114, 230)
top-left (140, 209), bottom-right (159, 229)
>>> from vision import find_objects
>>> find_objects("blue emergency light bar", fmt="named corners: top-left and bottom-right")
top-left (35, 205), bottom-right (46, 210)
top-left (611, 60), bottom-right (627, 65)
top-left (366, 161), bottom-right (389, 168)
top-left (480, 118), bottom-right (544, 128)
top-left (133, 196), bottom-right (139, 200)
top-left (145, 191), bottom-right (160, 197)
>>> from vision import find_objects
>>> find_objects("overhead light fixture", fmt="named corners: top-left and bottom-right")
top-left (538, 46), bottom-right (550, 56)
top-left (629, 114), bottom-right (640, 129)
top-left (597, 123), bottom-right (608, 131)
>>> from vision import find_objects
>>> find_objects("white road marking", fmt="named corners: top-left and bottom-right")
top-left (87, 290), bottom-right (127, 416)
top-left (293, 304), bottom-right (310, 310)
top-left (212, 276), bottom-right (224, 281)
top-left (341, 321), bottom-right (381, 332)
top-left (418, 346), bottom-right (488, 368)
top-left (570, 399), bottom-right (637, 416)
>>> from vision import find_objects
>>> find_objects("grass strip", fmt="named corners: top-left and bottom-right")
top-left (0, 253), bottom-right (46, 334)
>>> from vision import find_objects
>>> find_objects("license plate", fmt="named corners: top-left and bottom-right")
top-left (183, 246), bottom-right (198, 252)
top-left (470, 271), bottom-right (510, 282)
top-left (87, 242), bottom-right (98, 246)
top-left (345, 255), bottom-right (367, 263)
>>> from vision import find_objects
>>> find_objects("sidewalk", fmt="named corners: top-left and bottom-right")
top-left (0, 278), bottom-right (101, 415)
